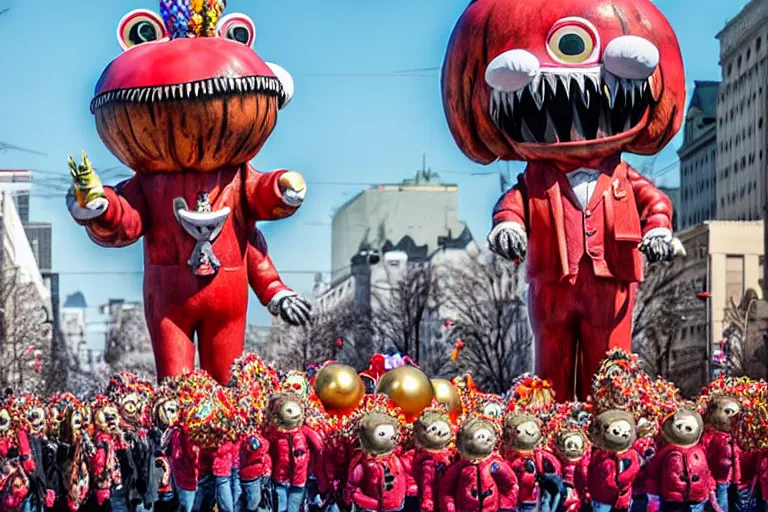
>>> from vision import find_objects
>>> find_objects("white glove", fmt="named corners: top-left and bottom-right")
top-left (487, 222), bottom-right (527, 261)
top-left (66, 188), bottom-right (109, 221)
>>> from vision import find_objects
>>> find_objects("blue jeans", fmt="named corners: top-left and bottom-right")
top-left (718, 483), bottom-right (756, 512)
top-left (216, 475), bottom-right (235, 512)
top-left (661, 502), bottom-right (707, 512)
top-left (110, 485), bottom-right (131, 512)
top-left (518, 503), bottom-right (538, 512)
top-left (240, 477), bottom-right (265, 512)
top-left (195, 475), bottom-right (217, 512)
top-left (593, 501), bottom-right (629, 512)
top-left (232, 468), bottom-right (242, 511)
top-left (177, 487), bottom-right (197, 512)
top-left (274, 483), bottom-right (306, 512)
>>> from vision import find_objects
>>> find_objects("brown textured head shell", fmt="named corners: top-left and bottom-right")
top-left (458, 418), bottom-right (498, 460)
top-left (591, 409), bottom-right (636, 452)
top-left (269, 392), bottom-right (305, 430)
top-left (359, 412), bottom-right (401, 456)
top-left (705, 396), bottom-right (741, 433)
top-left (503, 412), bottom-right (542, 451)
top-left (662, 407), bottom-right (704, 446)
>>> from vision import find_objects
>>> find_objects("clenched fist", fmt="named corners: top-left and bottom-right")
top-left (278, 171), bottom-right (307, 208)
top-left (487, 222), bottom-right (528, 262)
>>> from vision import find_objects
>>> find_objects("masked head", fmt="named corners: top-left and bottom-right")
top-left (662, 407), bottom-right (703, 447)
top-left (91, 4), bottom-right (294, 173)
top-left (268, 393), bottom-right (305, 430)
top-left (503, 413), bottom-right (543, 451)
top-left (556, 430), bottom-right (588, 461)
top-left (442, 0), bottom-right (685, 168)
top-left (706, 396), bottom-right (741, 433)
top-left (414, 410), bottom-right (454, 450)
top-left (93, 401), bottom-right (122, 436)
top-left (359, 412), bottom-right (401, 456)
top-left (457, 418), bottom-right (499, 461)
top-left (153, 397), bottom-right (180, 429)
top-left (0, 408), bottom-right (11, 435)
top-left (591, 409), bottom-right (636, 452)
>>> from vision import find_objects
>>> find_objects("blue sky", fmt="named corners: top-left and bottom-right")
top-left (0, 0), bottom-right (750, 343)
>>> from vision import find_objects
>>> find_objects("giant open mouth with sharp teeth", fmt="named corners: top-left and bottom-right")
top-left (490, 69), bottom-right (652, 144)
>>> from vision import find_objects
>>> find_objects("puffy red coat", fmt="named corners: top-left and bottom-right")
top-left (439, 456), bottom-right (519, 512)
top-left (170, 428), bottom-right (199, 492)
top-left (503, 448), bottom-right (562, 504)
top-left (240, 434), bottom-right (271, 481)
top-left (755, 449), bottom-right (768, 499)
top-left (345, 451), bottom-right (415, 512)
top-left (402, 447), bottom-right (455, 511)
top-left (266, 425), bottom-right (324, 488)
top-left (633, 436), bottom-right (657, 495)
top-left (322, 435), bottom-right (356, 490)
top-left (587, 448), bottom-right (642, 509)
top-left (645, 444), bottom-right (714, 503)
top-left (700, 427), bottom-right (742, 486)
top-left (0, 430), bottom-right (34, 474)
top-left (559, 453), bottom-right (590, 509)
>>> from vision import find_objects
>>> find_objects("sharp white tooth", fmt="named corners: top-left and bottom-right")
top-left (504, 93), bottom-right (515, 117)
top-left (571, 103), bottom-right (586, 142)
top-left (544, 113), bottom-right (558, 143)
top-left (639, 80), bottom-right (648, 97)
top-left (521, 120), bottom-right (537, 142)
top-left (208, 79), bottom-right (215, 94)
top-left (194, 82), bottom-right (200, 97)
top-left (603, 73), bottom-right (619, 109)
top-left (228, 78), bottom-right (235, 90)
top-left (585, 73), bottom-right (600, 92)
top-left (558, 74), bottom-right (571, 99)
top-left (572, 73), bottom-right (586, 97)
top-left (247, 77), bottom-right (256, 91)
top-left (490, 90), bottom-right (500, 118)
top-left (137, 89), bottom-right (147, 102)
top-left (626, 81), bottom-right (635, 107)
top-left (515, 88), bottom-right (525, 101)
top-left (163, 86), bottom-right (170, 99)
top-left (543, 73), bottom-right (557, 95)
top-left (529, 75), bottom-right (545, 110)
top-left (184, 83), bottom-right (191, 98)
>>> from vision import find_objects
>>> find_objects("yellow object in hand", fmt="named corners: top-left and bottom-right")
top-left (68, 150), bottom-right (105, 208)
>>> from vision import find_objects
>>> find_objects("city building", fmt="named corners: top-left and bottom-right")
top-left (715, 0), bottom-right (767, 226)
top-left (61, 292), bottom-right (88, 357)
top-left (331, 169), bottom-right (471, 283)
top-left (678, 81), bottom-right (719, 230)
top-left (670, 221), bottom-right (763, 393)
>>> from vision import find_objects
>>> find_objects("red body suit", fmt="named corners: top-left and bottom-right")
top-left (700, 427), bottom-right (747, 488)
top-left (587, 448), bottom-right (642, 509)
top-left (265, 425), bottom-right (324, 488)
top-left (502, 448), bottom-right (562, 505)
top-left (633, 436), bottom-right (657, 496)
top-left (644, 443), bottom-right (715, 504)
top-left (439, 456), bottom-right (519, 512)
top-left (82, 165), bottom-right (294, 383)
top-left (558, 454), bottom-right (590, 511)
top-left (402, 447), bottom-right (456, 511)
top-left (345, 451), bottom-right (416, 512)
top-left (493, 157), bottom-right (672, 400)
top-left (240, 434), bottom-right (271, 481)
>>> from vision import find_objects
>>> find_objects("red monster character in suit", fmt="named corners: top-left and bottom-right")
top-left (67, 2), bottom-right (311, 384)
top-left (442, 0), bottom-right (686, 400)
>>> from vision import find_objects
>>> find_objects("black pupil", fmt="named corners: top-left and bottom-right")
top-left (559, 33), bottom-right (586, 56)
top-left (130, 21), bottom-right (158, 45)
top-left (229, 26), bottom-right (249, 44)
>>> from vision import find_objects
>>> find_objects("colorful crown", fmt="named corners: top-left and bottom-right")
top-left (342, 394), bottom-right (407, 440)
top-left (507, 373), bottom-right (556, 417)
top-left (160, 0), bottom-right (227, 39)
top-left (697, 376), bottom-right (765, 414)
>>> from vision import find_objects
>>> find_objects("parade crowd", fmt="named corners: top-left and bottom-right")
top-left (3, 349), bottom-right (768, 512)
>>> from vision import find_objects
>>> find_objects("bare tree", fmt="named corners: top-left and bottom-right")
top-left (371, 262), bottom-right (433, 362)
top-left (103, 306), bottom-right (156, 380)
top-left (722, 289), bottom-right (768, 379)
top-left (434, 252), bottom-right (532, 394)
top-left (632, 259), bottom-right (704, 378)
top-left (0, 265), bottom-right (53, 394)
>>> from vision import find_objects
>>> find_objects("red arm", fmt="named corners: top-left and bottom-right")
top-left (17, 430), bottom-right (35, 474)
top-left (491, 174), bottom-right (528, 230)
top-left (420, 459), bottom-right (437, 510)
top-left (493, 459), bottom-right (520, 510)
top-left (84, 177), bottom-right (148, 247)
top-left (628, 167), bottom-right (672, 235)
top-left (616, 450), bottom-right (642, 488)
top-left (303, 427), bottom-right (328, 492)
top-left (345, 458), bottom-right (378, 510)
top-left (438, 462), bottom-right (461, 512)
top-left (247, 228), bottom-right (291, 305)
top-left (245, 167), bottom-right (299, 222)
top-left (643, 448), bottom-right (663, 496)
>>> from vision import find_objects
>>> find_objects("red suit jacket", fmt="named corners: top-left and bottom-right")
top-left (633, 436), bottom-right (658, 495)
top-left (644, 444), bottom-right (715, 504)
top-left (170, 428), bottom-right (199, 492)
top-left (503, 448), bottom-right (562, 504)
top-left (239, 434), bottom-right (271, 481)
top-left (492, 157), bottom-right (672, 284)
top-left (559, 452), bottom-right (590, 508)
top-left (265, 425), bottom-right (324, 488)
top-left (439, 456), bottom-right (519, 512)
top-left (700, 427), bottom-right (746, 487)
top-left (401, 447), bottom-right (456, 511)
top-left (587, 448), bottom-right (642, 509)
top-left (345, 451), bottom-right (415, 512)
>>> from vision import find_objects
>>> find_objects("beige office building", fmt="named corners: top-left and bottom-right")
top-left (715, 0), bottom-right (768, 222)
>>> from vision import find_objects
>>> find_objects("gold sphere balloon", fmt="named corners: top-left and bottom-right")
top-left (375, 366), bottom-right (434, 416)
top-left (314, 364), bottom-right (365, 411)
top-left (431, 379), bottom-right (461, 413)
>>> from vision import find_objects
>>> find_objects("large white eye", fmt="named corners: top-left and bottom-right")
top-left (603, 36), bottom-right (660, 80)
top-left (374, 424), bottom-right (396, 439)
top-left (546, 17), bottom-right (600, 65)
top-left (217, 13), bottom-right (256, 47)
top-left (564, 433), bottom-right (584, 450)
top-left (473, 428), bottom-right (493, 443)
top-left (117, 10), bottom-right (168, 51)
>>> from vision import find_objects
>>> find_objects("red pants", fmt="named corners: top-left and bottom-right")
top-left (528, 258), bottom-right (635, 401)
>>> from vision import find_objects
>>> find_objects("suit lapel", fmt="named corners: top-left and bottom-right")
top-left (585, 172), bottom-right (613, 212)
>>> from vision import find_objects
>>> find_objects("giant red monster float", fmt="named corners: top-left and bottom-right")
top-left (442, 0), bottom-right (686, 399)
top-left (67, 1), bottom-right (311, 384)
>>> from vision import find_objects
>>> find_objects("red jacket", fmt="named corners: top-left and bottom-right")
top-left (402, 447), bottom-right (455, 511)
top-left (559, 453), bottom-right (590, 507)
top-left (439, 456), bottom-right (519, 512)
top-left (503, 448), bottom-right (562, 504)
top-left (322, 435), bottom-right (356, 490)
top-left (755, 449), bottom-right (768, 499)
top-left (492, 157), bottom-right (672, 284)
top-left (587, 448), bottom-right (642, 509)
top-left (266, 425), bottom-right (324, 488)
top-left (645, 444), bottom-right (714, 503)
top-left (240, 434), bottom-right (271, 481)
top-left (170, 429), bottom-right (199, 492)
top-left (345, 452), bottom-right (415, 512)
top-left (700, 428), bottom-right (746, 487)
top-left (633, 436), bottom-right (657, 495)
top-left (0, 430), bottom-right (34, 474)
top-left (89, 431), bottom-right (122, 502)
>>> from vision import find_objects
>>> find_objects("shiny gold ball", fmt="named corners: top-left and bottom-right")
top-left (314, 364), bottom-right (365, 411)
top-left (431, 379), bottom-right (461, 413)
top-left (376, 366), bottom-right (434, 416)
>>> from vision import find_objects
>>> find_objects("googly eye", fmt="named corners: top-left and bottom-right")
top-left (117, 10), bottom-right (168, 51)
top-left (546, 17), bottom-right (600, 65)
top-left (217, 13), bottom-right (256, 47)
